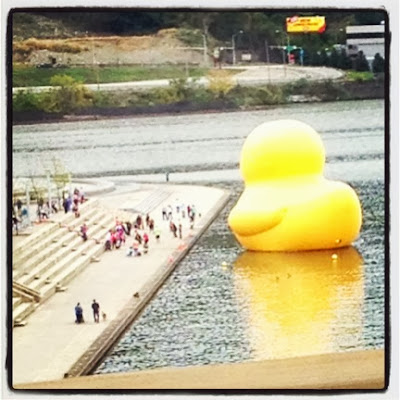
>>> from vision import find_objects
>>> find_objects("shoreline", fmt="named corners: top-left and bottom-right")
top-left (12, 80), bottom-right (384, 126)
top-left (12, 97), bottom-right (383, 126)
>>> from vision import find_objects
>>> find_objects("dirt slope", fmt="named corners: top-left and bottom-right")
top-left (13, 29), bottom-right (207, 66)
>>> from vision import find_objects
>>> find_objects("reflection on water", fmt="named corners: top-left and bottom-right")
top-left (233, 247), bottom-right (364, 359)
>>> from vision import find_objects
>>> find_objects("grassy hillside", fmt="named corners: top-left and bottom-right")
top-left (12, 13), bottom-right (78, 40)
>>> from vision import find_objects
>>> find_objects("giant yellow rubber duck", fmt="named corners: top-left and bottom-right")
top-left (228, 120), bottom-right (362, 251)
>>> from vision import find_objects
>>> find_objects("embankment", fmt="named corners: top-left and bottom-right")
top-left (12, 79), bottom-right (385, 125)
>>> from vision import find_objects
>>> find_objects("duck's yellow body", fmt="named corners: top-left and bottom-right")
top-left (228, 120), bottom-right (362, 251)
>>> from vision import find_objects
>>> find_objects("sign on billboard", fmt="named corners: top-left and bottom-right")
top-left (286, 16), bottom-right (326, 33)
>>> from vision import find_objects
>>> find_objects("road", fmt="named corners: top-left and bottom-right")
top-left (12, 65), bottom-right (344, 93)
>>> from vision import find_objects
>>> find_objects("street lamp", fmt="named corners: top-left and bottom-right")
top-left (275, 29), bottom-right (287, 77)
top-left (335, 28), bottom-right (344, 45)
top-left (232, 30), bottom-right (243, 65)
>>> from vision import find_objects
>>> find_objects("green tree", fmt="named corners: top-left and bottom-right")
top-left (328, 48), bottom-right (339, 68)
top-left (41, 74), bottom-right (93, 114)
top-left (337, 49), bottom-right (353, 70)
top-left (372, 53), bottom-right (385, 73)
top-left (50, 157), bottom-right (71, 203)
top-left (354, 51), bottom-right (370, 72)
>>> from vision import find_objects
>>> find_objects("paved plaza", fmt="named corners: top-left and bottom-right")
top-left (12, 180), bottom-right (228, 385)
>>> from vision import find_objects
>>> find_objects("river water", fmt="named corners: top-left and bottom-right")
top-left (13, 99), bottom-right (386, 374)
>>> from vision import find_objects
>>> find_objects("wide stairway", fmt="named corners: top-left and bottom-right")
top-left (12, 198), bottom-right (133, 327)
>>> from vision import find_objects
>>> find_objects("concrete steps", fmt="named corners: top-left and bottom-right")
top-left (13, 296), bottom-right (24, 309)
top-left (13, 204), bottom-right (100, 270)
top-left (12, 204), bottom-right (118, 326)
top-left (39, 243), bottom-right (105, 303)
top-left (13, 200), bottom-right (99, 247)
top-left (13, 207), bottom-right (103, 280)
top-left (13, 302), bottom-right (37, 326)
top-left (13, 230), bottom-right (82, 281)
top-left (16, 212), bottom-right (114, 289)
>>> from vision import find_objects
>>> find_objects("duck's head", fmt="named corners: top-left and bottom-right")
top-left (240, 119), bottom-right (325, 183)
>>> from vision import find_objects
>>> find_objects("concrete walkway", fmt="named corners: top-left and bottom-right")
top-left (234, 64), bottom-right (344, 85)
top-left (12, 65), bottom-right (344, 94)
top-left (12, 182), bottom-right (229, 385)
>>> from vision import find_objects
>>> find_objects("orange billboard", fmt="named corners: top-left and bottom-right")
top-left (286, 16), bottom-right (326, 33)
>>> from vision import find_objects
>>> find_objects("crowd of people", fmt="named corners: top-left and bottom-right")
top-left (12, 187), bottom-right (88, 235)
top-left (163, 201), bottom-right (199, 237)
top-left (101, 199), bottom-right (199, 259)
top-left (102, 213), bottom-right (156, 257)
top-left (36, 198), bottom-right (60, 222)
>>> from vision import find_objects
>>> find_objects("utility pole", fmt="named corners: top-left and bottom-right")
top-left (202, 34), bottom-right (208, 67)
top-left (232, 30), bottom-right (243, 66)
top-left (264, 39), bottom-right (271, 83)
top-left (276, 30), bottom-right (287, 78)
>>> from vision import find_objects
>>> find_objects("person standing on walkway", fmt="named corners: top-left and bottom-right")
top-left (75, 302), bottom-right (84, 323)
top-left (148, 218), bottom-right (154, 231)
top-left (178, 222), bottom-right (183, 239)
top-left (167, 205), bottom-right (173, 220)
top-left (63, 196), bottom-right (70, 213)
top-left (92, 299), bottom-right (100, 323)
top-left (170, 221), bottom-right (178, 238)
top-left (213, 47), bottom-right (221, 68)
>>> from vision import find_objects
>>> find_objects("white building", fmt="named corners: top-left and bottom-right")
top-left (346, 24), bottom-right (385, 62)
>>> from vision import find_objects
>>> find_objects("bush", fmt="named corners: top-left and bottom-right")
top-left (152, 78), bottom-right (198, 104)
top-left (13, 90), bottom-right (41, 112)
top-left (345, 70), bottom-right (374, 82)
top-left (229, 85), bottom-right (285, 107)
top-left (40, 74), bottom-right (93, 114)
top-left (285, 78), bottom-right (310, 93)
top-left (207, 70), bottom-right (235, 99)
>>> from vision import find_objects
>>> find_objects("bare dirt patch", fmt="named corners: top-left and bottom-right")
top-left (14, 29), bottom-right (206, 66)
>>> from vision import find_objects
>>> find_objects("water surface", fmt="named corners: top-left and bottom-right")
top-left (12, 99), bottom-right (386, 373)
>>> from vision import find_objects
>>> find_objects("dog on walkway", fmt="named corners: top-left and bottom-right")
top-left (102, 311), bottom-right (107, 322)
